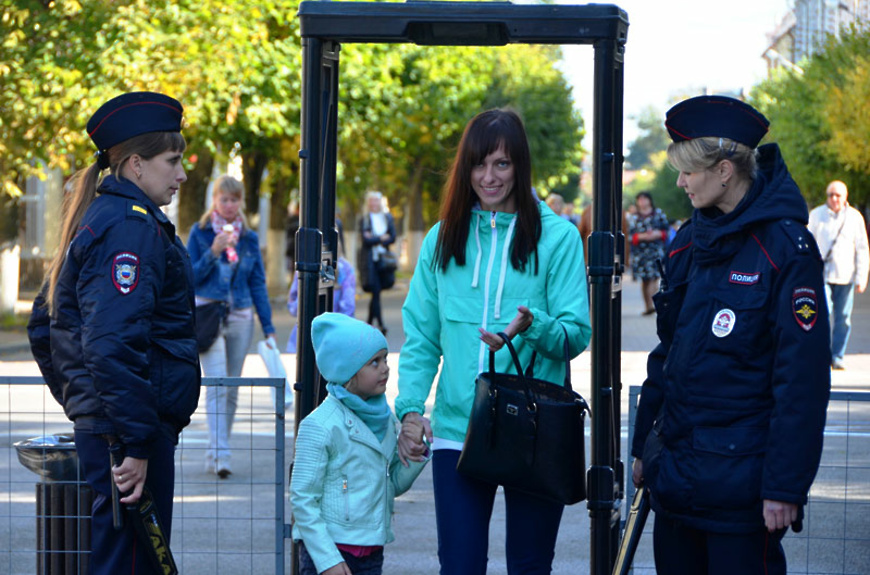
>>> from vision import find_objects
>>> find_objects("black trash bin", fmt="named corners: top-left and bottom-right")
top-left (15, 434), bottom-right (93, 575)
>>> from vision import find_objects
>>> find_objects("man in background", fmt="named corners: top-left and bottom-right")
top-left (808, 180), bottom-right (869, 370)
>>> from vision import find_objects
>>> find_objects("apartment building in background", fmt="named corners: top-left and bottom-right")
top-left (764, 0), bottom-right (869, 72)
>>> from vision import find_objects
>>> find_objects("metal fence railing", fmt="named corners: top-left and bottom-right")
top-left (625, 386), bottom-right (870, 575)
top-left (0, 375), bottom-right (289, 575)
top-left (4, 377), bottom-right (868, 574)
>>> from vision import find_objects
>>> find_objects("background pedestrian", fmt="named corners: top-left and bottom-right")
top-left (358, 191), bottom-right (396, 335)
top-left (187, 174), bottom-right (275, 478)
top-left (629, 191), bottom-right (669, 315)
top-left (807, 180), bottom-right (870, 370)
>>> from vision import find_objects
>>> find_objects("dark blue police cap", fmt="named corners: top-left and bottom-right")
top-left (665, 95), bottom-right (770, 148)
top-left (86, 91), bottom-right (183, 152)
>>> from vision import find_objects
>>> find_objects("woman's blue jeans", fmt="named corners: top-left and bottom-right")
top-left (432, 449), bottom-right (564, 575)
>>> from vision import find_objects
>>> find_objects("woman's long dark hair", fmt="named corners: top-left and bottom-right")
top-left (434, 108), bottom-right (541, 273)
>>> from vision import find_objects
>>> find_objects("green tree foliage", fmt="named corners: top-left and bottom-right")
top-left (337, 42), bottom-right (584, 232)
top-left (622, 107), bottom-right (690, 223)
top-left (337, 42), bottom-right (497, 230)
top-left (646, 153), bottom-right (691, 222)
top-left (751, 25), bottom-right (870, 211)
top-left (625, 106), bottom-right (669, 170)
top-left (2, 0), bottom-right (584, 242)
top-left (1, 0), bottom-right (302, 232)
top-left (484, 44), bottom-right (585, 204)
top-left (1, 0), bottom-right (116, 185)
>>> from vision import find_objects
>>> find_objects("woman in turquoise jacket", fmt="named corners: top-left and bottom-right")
top-left (396, 108), bottom-right (591, 574)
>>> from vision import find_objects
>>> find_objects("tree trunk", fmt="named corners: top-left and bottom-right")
top-left (179, 149), bottom-right (215, 234)
top-left (404, 161), bottom-right (426, 270)
top-left (242, 150), bottom-right (268, 220)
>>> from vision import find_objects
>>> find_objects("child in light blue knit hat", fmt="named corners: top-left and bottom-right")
top-left (290, 313), bottom-right (428, 575)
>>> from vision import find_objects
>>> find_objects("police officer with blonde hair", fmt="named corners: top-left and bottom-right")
top-left (631, 96), bottom-right (830, 575)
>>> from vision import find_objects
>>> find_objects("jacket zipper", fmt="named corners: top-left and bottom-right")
top-left (477, 212), bottom-right (500, 373)
top-left (384, 462), bottom-right (391, 527)
top-left (343, 477), bottom-right (349, 521)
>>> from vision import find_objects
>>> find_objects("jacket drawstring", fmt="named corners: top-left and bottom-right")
top-left (493, 216), bottom-right (517, 320)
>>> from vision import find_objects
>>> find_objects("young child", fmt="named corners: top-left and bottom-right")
top-left (290, 313), bottom-right (428, 575)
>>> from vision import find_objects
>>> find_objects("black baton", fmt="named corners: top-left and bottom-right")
top-left (107, 440), bottom-right (124, 530)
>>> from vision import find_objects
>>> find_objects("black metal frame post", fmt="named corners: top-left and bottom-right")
top-left (292, 35), bottom-right (342, 575)
top-left (610, 41), bottom-right (627, 565)
top-left (610, 40), bottom-right (628, 564)
top-left (294, 4), bottom-right (628, 574)
top-left (587, 34), bottom-right (626, 575)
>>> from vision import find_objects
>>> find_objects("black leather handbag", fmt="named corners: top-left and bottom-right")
top-left (377, 249), bottom-right (398, 272)
top-left (195, 301), bottom-right (228, 352)
top-left (457, 329), bottom-right (590, 505)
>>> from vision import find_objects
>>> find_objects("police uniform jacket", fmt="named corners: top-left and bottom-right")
top-left (631, 144), bottom-right (831, 533)
top-left (41, 175), bottom-right (201, 459)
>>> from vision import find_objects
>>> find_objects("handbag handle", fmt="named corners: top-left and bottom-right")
top-left (491, 324), bottom-right (573, 392)
top-left (490, 332), bottom-right (537, 412)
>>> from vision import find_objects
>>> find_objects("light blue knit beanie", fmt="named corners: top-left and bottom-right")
top-left (311, 313), bottom-right (388, 385)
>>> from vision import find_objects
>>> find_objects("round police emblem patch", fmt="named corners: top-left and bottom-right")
top-left (112, 252), bottom-right (140, 294)
top-left (711, 308), bottom-right (736, 338)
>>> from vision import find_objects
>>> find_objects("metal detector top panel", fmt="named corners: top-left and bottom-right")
top-left (298, 1), bottom-right (628, 46)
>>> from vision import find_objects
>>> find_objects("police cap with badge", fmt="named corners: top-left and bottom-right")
top-left (664, 95), bottom-right (770, 148)
top-left (86, 91), bottom-right (184, 169)
top-left (86, 92), bottom-right (184, 297)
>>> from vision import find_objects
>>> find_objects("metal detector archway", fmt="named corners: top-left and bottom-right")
top-left (294, 3), bottom-right (628, 574)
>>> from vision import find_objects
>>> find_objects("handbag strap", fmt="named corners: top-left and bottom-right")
top-left (522, 325), bottom-right (572, 390)
top-left (492, 324), bottom-right (572, 391)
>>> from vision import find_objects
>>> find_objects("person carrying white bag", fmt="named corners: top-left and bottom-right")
top-left (258, 339), bottom-right (293, 412)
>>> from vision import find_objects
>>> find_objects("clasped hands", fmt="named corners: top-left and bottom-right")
top-left (478, 305), bottom-right (533, 352)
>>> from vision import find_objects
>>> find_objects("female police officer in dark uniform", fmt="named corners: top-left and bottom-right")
top-left (28, 92), bottom-right (200, 574)
top-left (630, 96), bottom-right (831, 575)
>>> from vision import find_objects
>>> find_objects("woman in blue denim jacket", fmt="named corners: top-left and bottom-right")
top-left (187, 175), bottom-right (275, 478)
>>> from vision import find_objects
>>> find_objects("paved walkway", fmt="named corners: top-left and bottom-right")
top-left (5, 273), bottom-right (869, 364)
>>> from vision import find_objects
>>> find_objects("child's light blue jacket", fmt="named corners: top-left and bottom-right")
top-left (290, 394), bottom-right (427, 573)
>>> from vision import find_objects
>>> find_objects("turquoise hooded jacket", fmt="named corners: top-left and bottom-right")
top-left (396, 201), bottom-right (591, 444)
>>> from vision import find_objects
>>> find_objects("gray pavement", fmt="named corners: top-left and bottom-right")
top-left (2, 273), bottom-right (868, 574)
